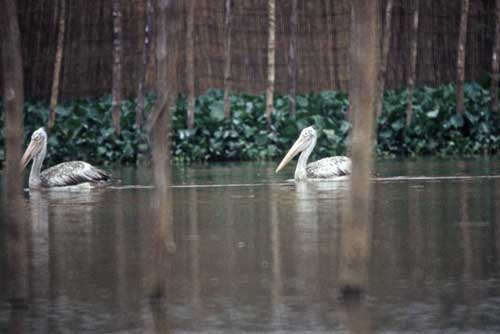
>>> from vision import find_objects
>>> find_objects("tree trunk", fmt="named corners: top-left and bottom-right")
top-left (0, 0), bottom-right (28, 306)
top-left (491, 0), bottom-right (500, 113)
top-left (223, 0), bottom-right (232, 118)
top-left (136, 0), bottom-right (154, 129)
top-left (406, 0), bottom-right (420, 126)
top-left (148, 0), bottom-right (179, 301)
top-left (265, 0), bottom-right (276, 128)
top-left (112, 0), bottom-right (123, 135)
top-left (456, 0), bottom-right (470, 116)
top-left (186, 0), bottom-right (195, 129)
top-left (376, 0), bottom-right (394, 117)
top-left (48, 0), bottom-right (66, 129)
top-left (340, 0), bottom-right (380, 295)
top-left (288, 0), bottom-right (298, 118)
top-left (146, 0), bottom-right (179, 136)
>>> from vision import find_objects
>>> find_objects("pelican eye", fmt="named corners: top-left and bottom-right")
top-left (33, 135), bottom-right (41, 141)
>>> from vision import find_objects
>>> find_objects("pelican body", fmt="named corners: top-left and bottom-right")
top-left (276, 126), bottom-right (351, 180)
top-left (21, 128), bottom-right (111, 189)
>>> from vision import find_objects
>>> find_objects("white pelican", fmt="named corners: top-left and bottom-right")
top-left (275, 126), bottom-right (351, 180)
top-left (20, 127), bottom-right (112, 189)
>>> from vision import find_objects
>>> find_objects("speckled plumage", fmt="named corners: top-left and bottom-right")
top-left (40, 161), bottom-right (111, 187)
top-left (306, 156), bottom-right (351, 178)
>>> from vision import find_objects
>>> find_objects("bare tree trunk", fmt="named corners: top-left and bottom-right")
top-left (48, 0), bottom-right (66, 129)
top-left (146, 0), bottom-right (179, 137)
top-left (112, 0), bottom-right (123, 135)
top-left (376, 0), bottom-right (394, 117)
top-left (288, 0), bottom-right (298, 118)
top-left (266, 0), bottom-right (276, 128)
top-left (456, 0), bottom-right (470, 116)
top-left (406, 0), bottom-right (420, 126)
top-left (147, 0), bottom-right (179, 299)
top-left (0, 0), bottom-right (28, 306)
top-left (340, 0), bottom-right (380, 296)
top-left (223, 0), bottom-right (232, 118)
top-left (136, 0), bottom-right (154, 129)
top-left (186, 0), bottom-right (195, 129)
top-left (491, 0), bottom-right (500, 113)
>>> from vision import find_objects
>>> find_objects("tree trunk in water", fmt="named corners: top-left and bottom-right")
top-left (376, 0), bottom-right (394, 117)
top-left (48, 0), bottom-right (66, 129)
top-left (491, 0), bottom-right (500, 113)
top-left (186, 0), bottom-right (195, 129)
top-left (148, 0), bottom-right (179, 298)
top-left (136, 0), bottom-right (154, 129)
top-left (223, 0), bottom-right (232, 118)
top-left (456, 0), bottom-right (469, 116)
top-left (406, 0), bottom-right (419, 126)
top-left (266, 0), bottom-right (276, 128)
top-left (0, 0), bottom-right (28, 306)
top-left (340, 0), bottom-right (380, 296)
top-left (112, 0), bottom-right (123, 135)
top-left (288, 0), bottom-right (298, 119)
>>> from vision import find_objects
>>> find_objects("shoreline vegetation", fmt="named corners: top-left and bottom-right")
top-left (1, 83), bottom-right (499, 167)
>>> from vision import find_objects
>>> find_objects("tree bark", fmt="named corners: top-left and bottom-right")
top-left (491, 0), bottom-right (500, 113)
top-left (406, 0), bottom-right (419, 126)
top-left (376, 0), bottom-right (394, 117)
top-left (0, 0), bottom-right (28, 306)
top-left (48, 0), bottom-right (66, 129)
top-left (288, 0), bottom-right (298, 118)
top-left (136, 0), bottom-right (154, 129)
top-left (112, 0), bottom-right (123, 134)
top-left (340, 0), bottom-right (380, 295)
top-left (456, 0), bottom-right (470, 116)
top-left (223, 0), bottom-right (232, 118)
top-left (186, 0), bottom-right (195, 129)
top-left (146, 0), bottom-right (179, 136)
top-left (265, 0), bottom-right (276, 128)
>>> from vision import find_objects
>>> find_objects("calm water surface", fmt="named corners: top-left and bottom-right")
top-left (1, 158), bottom-right (500, 333)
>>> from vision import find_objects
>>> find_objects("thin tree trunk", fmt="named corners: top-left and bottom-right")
top-left (146, 0), bottom-right (179, 135)
top-left (48, 0), bottom-right (66, 129)
top-left (456, 0), bottom-right (470, 116)
top-left (136, 0), bottom-right (154, 129)
top-left (288, 0), bottom-right (298, 118)
top-left (0, 0), bottom-right (28, 306)
top-left (266, 0), bottom-right (276, 128)
top-left (491, 0), bottom-right (500, 113)
top-left (186, 0), bottom-right (195, 129)
top-left (340, 0), bottom-right (380, 295)
top-left (223, 0), bottom-right (232, 118)
top-left (112, 0), bottom-right (123, 135)
top-left (148, 0), bottom-right (178, 302)
top-left (406, 0), bottom-right (420, 126)
top-left (376, 0), bottom-right (394, 117)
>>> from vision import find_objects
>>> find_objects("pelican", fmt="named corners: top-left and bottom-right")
top-left (20, 127), bottom-right (112, 189)
top-left (275, 126), bottom-right (351, 180)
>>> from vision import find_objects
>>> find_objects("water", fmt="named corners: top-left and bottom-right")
top-left (1, 158), bottom-right (500, 333)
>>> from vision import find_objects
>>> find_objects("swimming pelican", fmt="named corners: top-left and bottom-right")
top-left (20, 127), bottom-right (112, 189)
top-left (275, 126), bottom-right (351, 180)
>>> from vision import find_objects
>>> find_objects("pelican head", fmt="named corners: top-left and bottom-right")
top-left (275, 126), bottom-right (317, 175)
top-left (20, 127), bottom-right (48, 171)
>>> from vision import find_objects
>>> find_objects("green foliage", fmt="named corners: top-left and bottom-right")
top-left (171, 89), bottom-right (349, 162)
top-left (0, 82), bottom-right (499, 167)
top-left (377, 83), bottom-right (500, 157)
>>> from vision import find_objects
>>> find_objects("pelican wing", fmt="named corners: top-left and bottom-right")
top-left (306, 156), bottom-right (351, 178)
top-left (40, 161), bottom-right (111, 187)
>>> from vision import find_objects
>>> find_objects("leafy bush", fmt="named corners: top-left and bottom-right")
top-left (0, 82), bottom-right (499, 167)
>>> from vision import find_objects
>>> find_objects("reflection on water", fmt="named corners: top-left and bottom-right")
top-left (1, 160), bottom-right (500, 333)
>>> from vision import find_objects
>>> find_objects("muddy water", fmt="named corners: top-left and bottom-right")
top-left (1, 159), bottom-right (500, 333)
